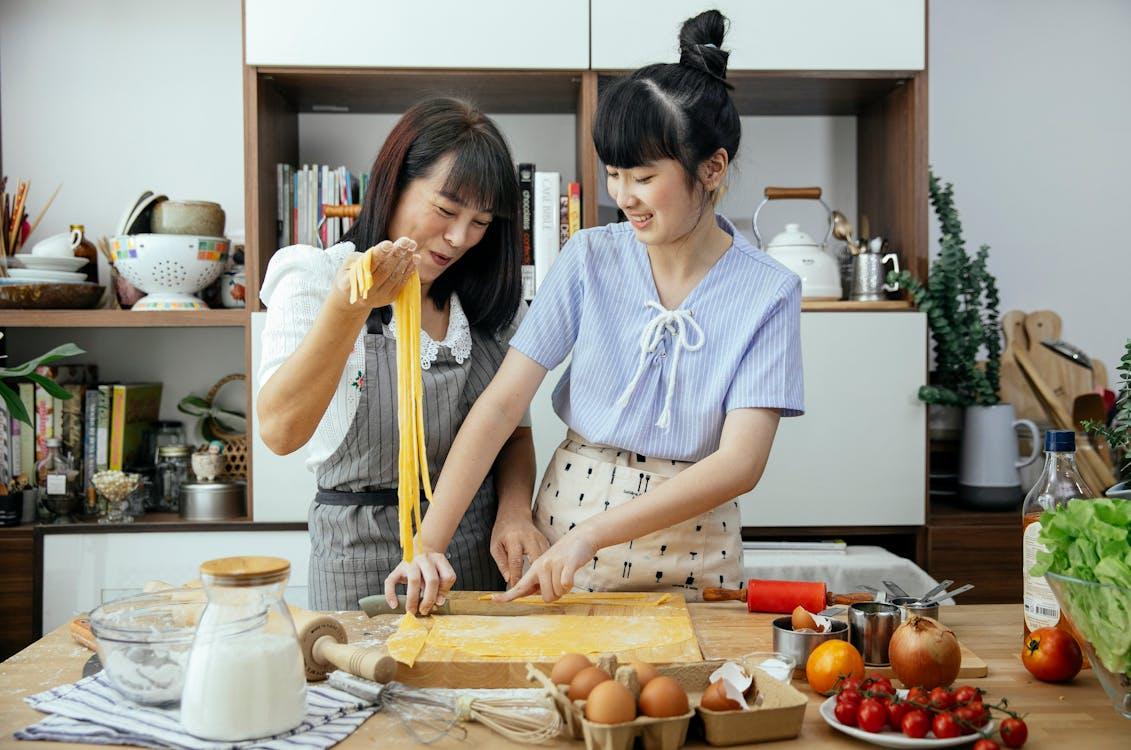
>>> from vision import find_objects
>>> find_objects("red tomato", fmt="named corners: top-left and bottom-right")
top-left (857, 698), bottom-right (887, 733)
top-left (974, 740), bottom-right (1001, 750)
top-left (870, 676), bottom-right (895, 697)
top-left (965, 700), bottom-right (990, 727)
top-left (901, 709), bottom-right (930, 738)
top-left (1022, 627), bottom-right (1083, 683)
top-left (953, 684), bottom-right (981, 704)
top-left (886, 699), bottom-right (912, 730)
top-left (905, 686), bottom-right (930, 708)
top-left (953, 705), bottom-right (981, 735)
top-left (932, 711), bottom-right (962, 739)
top-left (837, 688), bottom-right (862, 707)
top-left (929, 687), bottom-right (956, 711)
top-left (1000, 717), bottom-right (1028, 748)
top-left (839, 676), bottom-right (862, 694)
top-left (834, 700), bottom-right (858, 727)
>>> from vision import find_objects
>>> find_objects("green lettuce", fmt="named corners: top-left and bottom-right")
top-left (1031, 498), bottom-right (1131, 675)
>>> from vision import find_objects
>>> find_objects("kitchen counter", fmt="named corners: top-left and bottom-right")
top-left (1, 604), bottom-right (1127, 748)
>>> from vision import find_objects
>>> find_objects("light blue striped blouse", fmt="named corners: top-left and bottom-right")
top-left (510, 214), bottom-right (805, 463)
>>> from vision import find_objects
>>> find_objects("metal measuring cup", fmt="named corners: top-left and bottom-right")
top-left (848, 602), bottom-right (902, 666)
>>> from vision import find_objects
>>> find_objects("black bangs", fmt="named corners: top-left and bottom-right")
top-left (439, 130), bottom-right (518, 219)
top-left (593, 69), bottom-right (689, 170)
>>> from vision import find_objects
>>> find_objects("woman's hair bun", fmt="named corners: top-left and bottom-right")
top-left (678, 9), bottom-right (731, 86)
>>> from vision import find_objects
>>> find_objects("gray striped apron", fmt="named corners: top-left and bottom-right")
top-left (308, 307), bottom-right (507, 610)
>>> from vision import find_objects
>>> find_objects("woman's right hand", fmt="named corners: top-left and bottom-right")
top-left (383, 546), bottom-right (457, 615)
top-left (331, 236), bottom-right (419, 312)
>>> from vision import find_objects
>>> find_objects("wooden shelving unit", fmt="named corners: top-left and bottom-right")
top-left (244, 66), bottom-right (928, 305)
top-left (0, 310), bottom-right (248, 328)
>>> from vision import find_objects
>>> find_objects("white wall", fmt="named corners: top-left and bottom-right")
top-left (0, 0), bottom-right (245, 244)
top-left (929, 0), bottom-right (1130, 375)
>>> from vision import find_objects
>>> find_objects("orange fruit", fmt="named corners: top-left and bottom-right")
top-left (805, 640), bottom-right (865, 695)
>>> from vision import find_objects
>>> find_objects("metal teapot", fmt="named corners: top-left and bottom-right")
top-left (752, 187), bottom-right (842, 300)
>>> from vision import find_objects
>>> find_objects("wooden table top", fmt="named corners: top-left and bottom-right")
top-left (1, 604), bottom-right (1127, 748)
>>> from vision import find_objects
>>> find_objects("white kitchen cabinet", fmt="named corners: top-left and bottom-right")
top-left (740, 312), bottom-right (927, 528)
top-left (591, 0), bottom-right (924, 71)
top-left (245, 0), bottom-right (590, 69)
top-left (41, 531), bottom-right (311, 634)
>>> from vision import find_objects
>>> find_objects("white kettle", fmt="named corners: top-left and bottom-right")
top-left (752, 187), bottom-right (843, 300)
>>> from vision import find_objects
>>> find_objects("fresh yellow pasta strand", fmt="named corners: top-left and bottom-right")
top-left (392, 271), bottom-right (432, 563)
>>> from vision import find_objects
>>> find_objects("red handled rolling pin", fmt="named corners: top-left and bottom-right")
top-left (703, 579), bottom-right (873, 613)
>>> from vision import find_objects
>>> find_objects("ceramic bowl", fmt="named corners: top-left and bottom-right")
top-left (110, 234), bottom-right (228, 310)
top-left (0, 282), bottom-right (103, 309)
top-left (151, 201), bottom-right (225, 237)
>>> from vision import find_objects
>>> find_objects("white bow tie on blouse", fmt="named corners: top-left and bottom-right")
top-left (615, 300), bottom-right (705, 429)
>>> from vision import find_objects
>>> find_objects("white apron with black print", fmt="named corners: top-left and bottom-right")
top-left (532, 430), bottom-right (744, 602)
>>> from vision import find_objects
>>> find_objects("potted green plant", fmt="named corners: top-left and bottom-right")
top-left (1085, 339), bottom-right (1130, 497)
top-left (888, 170), bottom-right (1028, 509)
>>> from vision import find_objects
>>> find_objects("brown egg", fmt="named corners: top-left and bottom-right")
top-left (791, 605), bottom-right (818, 632)
top-left (699, 679), bottom-right (743, 712)
top-left (638, 676), bottom-right (689, 718)
top-left (630, 660), bottom-right (659, 687)
top-left (584, 680), bottom-right (636, 724)
top-left (551, 653), bottom-right (592, 685)
top-left (568, 666), bottom-right (612, 701)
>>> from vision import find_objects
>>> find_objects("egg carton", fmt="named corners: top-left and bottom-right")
top-left (528, 657), bottom-right (718, 750)
top-left (695, 662), bottom-right (808, 746)
top-left (527, 656), bottom-right (807, 748)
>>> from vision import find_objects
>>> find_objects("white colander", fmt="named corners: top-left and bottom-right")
top-left (110, 234), bottom-right (229, 310)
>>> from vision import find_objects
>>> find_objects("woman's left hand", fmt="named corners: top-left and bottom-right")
top-left (489, 514), bottom-right (551, 588)
top-left (493, 527), bottom-right (598, 603)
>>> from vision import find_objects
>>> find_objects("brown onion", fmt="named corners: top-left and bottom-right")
top-left (888, 615), bottom-right (962, 689)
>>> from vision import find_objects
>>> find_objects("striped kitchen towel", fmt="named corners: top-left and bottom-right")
top-left (15, 671), bottom-right (379, 749)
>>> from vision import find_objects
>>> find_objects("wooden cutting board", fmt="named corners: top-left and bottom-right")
top-left (1024, 310), bottom-right (1096, 421)
top-left (871, 642), bottom-right (988, 681)
top-left (339, 591), bottom-right (703, 688)
top-left (1000, 310), bottom-right (1045, 424)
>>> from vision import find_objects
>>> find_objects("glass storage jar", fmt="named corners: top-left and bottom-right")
top-left (180, 556), bottom-right (306, 741)
top-left (155, 445), bottom-right (191, 512)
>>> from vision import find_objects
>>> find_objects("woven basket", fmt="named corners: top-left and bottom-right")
top-left (203, 374), bottom-right (247, 479)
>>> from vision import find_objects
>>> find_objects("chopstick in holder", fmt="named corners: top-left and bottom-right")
top-left (26, 183), bottom-right (61, 245)
top-left (8, 180), bottom-right (29, 253)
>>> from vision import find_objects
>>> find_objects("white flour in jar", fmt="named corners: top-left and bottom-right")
top-left (179, 632), bottom-right (307, 741)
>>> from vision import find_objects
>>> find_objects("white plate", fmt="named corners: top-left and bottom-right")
top-left (9, 255), bottom-right (89, 272)
top-left (819, 696), bottom-right (996, 748)
top-left (7, 268), bottom-right (89, 283)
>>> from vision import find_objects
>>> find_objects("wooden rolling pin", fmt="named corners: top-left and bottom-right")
top-left (703, 579), bottom-right (873, 613)
top-left (290, 608), bottom-right (398, 684)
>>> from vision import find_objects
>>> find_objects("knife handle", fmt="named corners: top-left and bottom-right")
top-left (829, 592), bottom-right (875, 605)
top-left (702, 587), bottom-right (746, 602)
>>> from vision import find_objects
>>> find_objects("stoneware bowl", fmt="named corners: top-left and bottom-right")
top-left (151, 200), bottom-right (225, 237)
top-left (0, 282), bottom-right (103, 309)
